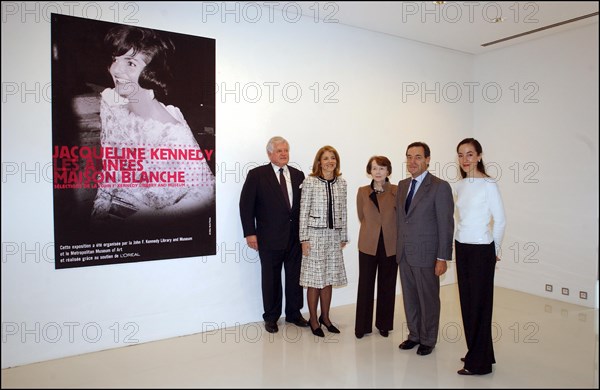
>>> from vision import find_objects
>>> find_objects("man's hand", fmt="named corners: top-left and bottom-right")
top-left (434, 259), bottom-right (447, 276)
top-left (246, 235), bottom-right (258, 251)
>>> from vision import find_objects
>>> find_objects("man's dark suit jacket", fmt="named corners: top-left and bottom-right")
top-left (396, 172), bottom-right (454, 266)
top-left (240, 164), bottom-right (305, 250)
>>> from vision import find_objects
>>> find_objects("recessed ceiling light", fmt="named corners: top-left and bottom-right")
top-left (433, 1), bottom-right (446, 5)
top-left (492, 17), bottom-right (505, 23)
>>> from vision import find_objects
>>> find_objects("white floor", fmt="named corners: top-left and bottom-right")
top-left (2, 285), bottom-right (598, 388)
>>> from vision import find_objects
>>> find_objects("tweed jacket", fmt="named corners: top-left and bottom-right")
top-left (299, 175), bottom-right (348, 243)
top-left (356, 181), bottom-right (398, 257)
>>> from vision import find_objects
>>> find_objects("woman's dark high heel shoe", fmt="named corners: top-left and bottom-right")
top-left (310, 322), bottom-right (325, 337)
top-left (319, 315), bottom-right (340, 334)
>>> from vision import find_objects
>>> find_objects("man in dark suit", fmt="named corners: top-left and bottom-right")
top-left (239, 136), bottom-right (309, 333)
top-left (396, 142), bottom-right (454, 356)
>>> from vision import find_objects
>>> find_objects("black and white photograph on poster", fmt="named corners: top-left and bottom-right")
top-left (51, 14), bottom-right (216, 269)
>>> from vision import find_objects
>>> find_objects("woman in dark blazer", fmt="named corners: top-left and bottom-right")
top-left (355, 156), bottom-right (398, 339)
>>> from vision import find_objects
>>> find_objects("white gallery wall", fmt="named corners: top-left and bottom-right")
top-left (472, 23), bottom-right (599, 307)
top-left (1, 2), bottom-right (597, 368)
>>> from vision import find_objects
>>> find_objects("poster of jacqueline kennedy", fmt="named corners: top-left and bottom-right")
top-left (51, 14), bottom-right (216, 268)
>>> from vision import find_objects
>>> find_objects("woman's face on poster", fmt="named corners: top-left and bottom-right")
top-left (109, 48), bottom-right (148, 99)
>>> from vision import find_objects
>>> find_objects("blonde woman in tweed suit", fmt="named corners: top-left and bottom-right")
top-left (299, 145), bottom-right (348, 337)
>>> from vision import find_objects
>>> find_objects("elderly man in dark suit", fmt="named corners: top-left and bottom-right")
top-left (240, 136), bottom-right (309, 333)
top-left (396, 142), bottom-right (454, 356)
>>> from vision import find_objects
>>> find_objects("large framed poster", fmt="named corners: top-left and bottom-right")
top-left (51, 14), bottom-right (216, 268)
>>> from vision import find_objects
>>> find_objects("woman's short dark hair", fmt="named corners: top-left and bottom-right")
top-left (366, 156), bottom-right (392, 176)
top-left (105, 25), bottom-right (174, 101)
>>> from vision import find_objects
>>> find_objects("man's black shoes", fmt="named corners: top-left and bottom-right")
top-left (265, 321), bottom-right (279, 333)
top-left (399, 339), bottom-right (419, 350)
top-left (285, 317), bottom-right (309, 327)
top-left (417, 345), bottom-right (434, 356)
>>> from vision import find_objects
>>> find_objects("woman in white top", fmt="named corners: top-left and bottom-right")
top-left (454, 138), bottom-right (506, 376)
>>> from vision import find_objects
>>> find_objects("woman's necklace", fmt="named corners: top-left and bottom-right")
top-left (373, 184), bottom-right (385, 194)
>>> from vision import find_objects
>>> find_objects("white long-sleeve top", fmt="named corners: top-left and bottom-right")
top-left (454, 178), bottom-right (506, 256)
